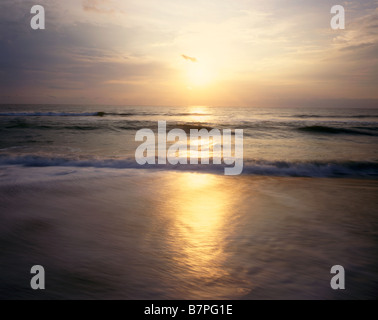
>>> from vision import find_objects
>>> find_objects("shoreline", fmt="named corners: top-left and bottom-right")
top-left (1, 167), bottom-right (377, 299)
top-left (1, 162), bottom-right (378, 182)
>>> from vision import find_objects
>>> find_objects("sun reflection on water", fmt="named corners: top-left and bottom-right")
top-left (163, 173), bottom-right (241, 298)
top-left (187, 106), bottom-right (212, 122)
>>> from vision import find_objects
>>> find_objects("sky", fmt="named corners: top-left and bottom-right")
top-left (0, 0), bottom-right (377, 107)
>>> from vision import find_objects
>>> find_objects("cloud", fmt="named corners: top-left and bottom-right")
top-left (339, 42), bottom-right (374, 52)
top-left (82, 0), bottom-right (115, 14)
top-left (1, 0), bottom-right (378, 105)
top-left (181, 54), bottom-right (197, 62)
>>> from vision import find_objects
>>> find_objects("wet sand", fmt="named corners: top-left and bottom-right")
top-left (0, 167), bottom-right (377, 299)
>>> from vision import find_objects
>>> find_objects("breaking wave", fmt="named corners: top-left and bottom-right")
top-left (0, 155), bottom-right (377, 178)
top-left (298, 125), bottom-right (378, 136)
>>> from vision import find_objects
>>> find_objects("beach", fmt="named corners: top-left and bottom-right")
top-left (1, 166), bottom-right (377, 300)
top-left (2, 0), bottom-right (378, 302)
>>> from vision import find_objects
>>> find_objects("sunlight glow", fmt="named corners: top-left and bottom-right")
top-left (170, 174), bottom-right (229, 276)
top-left (157, 172), bottom-right (249, 298)
top-left (187, 106), bottom-right (211, 122)
top-left (187, 64), bottom-right (215, 87)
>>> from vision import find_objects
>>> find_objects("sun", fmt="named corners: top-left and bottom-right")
top-left (187, 64), bottom-right (214, 87)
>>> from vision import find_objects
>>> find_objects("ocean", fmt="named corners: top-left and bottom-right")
top-left (0, 105), bottom-right (377, 299)
top-left (0, 105), bottom-right (378, 177)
